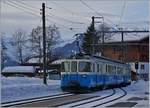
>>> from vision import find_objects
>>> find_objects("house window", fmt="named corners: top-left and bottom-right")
top-left (141, 64), bottom-right (145, 70)
top-left (113, 47), bottom-right (121, 54)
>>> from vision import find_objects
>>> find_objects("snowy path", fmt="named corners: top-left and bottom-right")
top-left (1, 76), bottom-right (63, 103)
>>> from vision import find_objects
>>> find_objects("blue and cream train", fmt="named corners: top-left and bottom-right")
top-left (60, 54), bottom-right (131, 91)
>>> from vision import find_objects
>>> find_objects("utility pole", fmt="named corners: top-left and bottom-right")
top-left (91, 16), bottom-right (104, 56)
top-left (42, 3), bottom-right (47, 85)
top-left (92, 16), bottom-right (95, 55)
top-left (101, 17), bottom-right (104, 56)
top-left (120, 28), bottom-right (124, 62)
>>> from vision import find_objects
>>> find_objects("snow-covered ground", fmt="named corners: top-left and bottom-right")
top-left (62, 80), bottom-right (149, 108)
top-left (1, 76), bottom-right (62, 103)
top-left (1, 76), bottom-right (149, 108)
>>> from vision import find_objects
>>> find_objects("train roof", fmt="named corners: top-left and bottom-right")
top-left (69, 53), bottom-right (126, 65)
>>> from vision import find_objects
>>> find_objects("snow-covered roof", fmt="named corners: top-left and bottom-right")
top-left (51, 59), bottom-right (64, 64)
top-left (26, 58), bottom-right (42, 63)
top-left (2, 66), bottom-right (35, 73)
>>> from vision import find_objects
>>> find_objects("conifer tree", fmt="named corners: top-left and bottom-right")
top-left (82, 23), bottom-right (96, 54)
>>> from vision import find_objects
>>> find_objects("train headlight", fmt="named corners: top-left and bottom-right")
top-left (82, 74), bottom-right (87, 77)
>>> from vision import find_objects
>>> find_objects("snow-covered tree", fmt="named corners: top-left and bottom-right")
top-left (82, 23), bottom-right (112, 55)
top-left (82, 23), bottom-right (96, 55)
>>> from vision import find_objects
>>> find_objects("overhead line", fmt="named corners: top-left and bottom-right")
top-left (14, 0), bottom-right (87, 25)
top-left (46, 13), bottom-right (86, 25)
top-left (5, 1), bottom-right (83, 30)
top-left (4, 1), bottom-right (41, 18)
top-left (80, 0), bottom-right (101, 17)
top-left (4, 1), bottom-right (66, 29)
top-left (79, 0), bottom-right (119, 30)
top-left (8, 0), bottom-right (39, 13)
top-left (16, 0), bottom-right (40, 10)
top-left (118, 0), bottom-right (126, 27)
top-left (50, 1), bottom-right (90, 20)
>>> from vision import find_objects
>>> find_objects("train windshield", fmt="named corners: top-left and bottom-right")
top-left (61, 61), bottom-right (70, 72)
top-left (71, 61), bottom-right (77, 72)
top-left (79, 61), bottom-right (92, 72)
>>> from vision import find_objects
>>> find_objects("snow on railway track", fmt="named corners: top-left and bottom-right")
top-left (92, 88), bottom-right (127, 108)
top-left (1, 88), bottom-right (127, 108)
top-left (1, 92), bottom-right (73, 107)
top-left (60, 88), bottom-right (127, 108)
top-left (69, 89), bottom-right (115, 107)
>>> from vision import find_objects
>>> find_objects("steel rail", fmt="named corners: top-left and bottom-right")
top-left (92, 88), bottom-right (127, 107)
top-left (52, 95), bottom-right (99, 107)
top-left (71, 89), bottom-right (115, 107)
top-left (1, 93), bottom-right (74, 107)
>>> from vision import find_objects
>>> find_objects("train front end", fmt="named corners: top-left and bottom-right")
top-left (60, 59), bottom-right (94, 92)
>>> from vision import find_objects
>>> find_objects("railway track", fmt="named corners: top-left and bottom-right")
top-left (1, 92), bottom-right (74, 107)
top-left (92, 88), bottom-right (127, 107)
top-left (65, 88), bottom-right (127, 108)
top-left (70, 89), bottom-right (115, 107)
top-left (2, 88), bottom-right (127, 107)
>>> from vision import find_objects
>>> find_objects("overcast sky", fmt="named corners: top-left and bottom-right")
top-left (0, 0), bottom-right (149, 40)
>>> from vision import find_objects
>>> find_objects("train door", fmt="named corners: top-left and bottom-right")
top-left (92, 62), bottom-right (97, 86)
top-left (96, 63), bottom-right (99, 85)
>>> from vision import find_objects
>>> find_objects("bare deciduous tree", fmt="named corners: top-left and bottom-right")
top-left (1, 33), bottom-right (7, 70)
top-left (30, 25), bottom-right (61, 63)
top-left (13, 29), bottom-right (27, 63)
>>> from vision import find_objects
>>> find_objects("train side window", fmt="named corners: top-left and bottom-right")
top-left (96, 63), bottom-right (99, 72)
top-left (102, 63), bottom-right (106, 74)
top-left (71, 61), bottom-right (77, 72)
top-left (107, 65), bottom-right (111, 74)
top-left (61, 61), bottom-right (70, 72)
top-left (99, 64), bottom-right (103, 73)
top-left (125, 67), bottom-right (129, 75)
top-left (79, 61), bottom-right (92, 72)
top-left (104, 64), bottom-right (107, 74)
top-left (93, 63), bottom-right (95, 72)
top-left (115, 66), bottom-right (117, 74)
top-left (112, 66), bottom-right (116, 74)
top-left (141, 64), bottom-right (145, 70)
top-left (117, 67), bottom-right (123, 75)
top-left (117, 67), bottom-right (120, 74)
top-left (124, 67), bottom-right (127, 75)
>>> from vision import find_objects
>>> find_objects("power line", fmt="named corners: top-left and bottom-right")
top-left (4, 1), bottom-right (41, 18)
top-left (79, 0), bottom-right (119, 30)
top-left (14, 0), bottom-right (40, 10)
top-left (80, 0), bottom-right (101, 17)
top-left (5, 1), bottom-right (83, 30)
top-left (118, 0), bottom-right (126, 27)
top-left (14, 0), bottom-right (87, 25)
top-left (46, 12), bottom-right (87, 25)
top-left (4, 1), bottom-right (64, 28)
top-left (49, 1), bottom-right (90, 21)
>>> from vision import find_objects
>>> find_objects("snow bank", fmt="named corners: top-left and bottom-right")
top-left (124, 80), bottom-right (149, 94)
top-left (1, 76), bottom-right (62, 103)
top-left (2, 66), bottom-right (35, 73)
